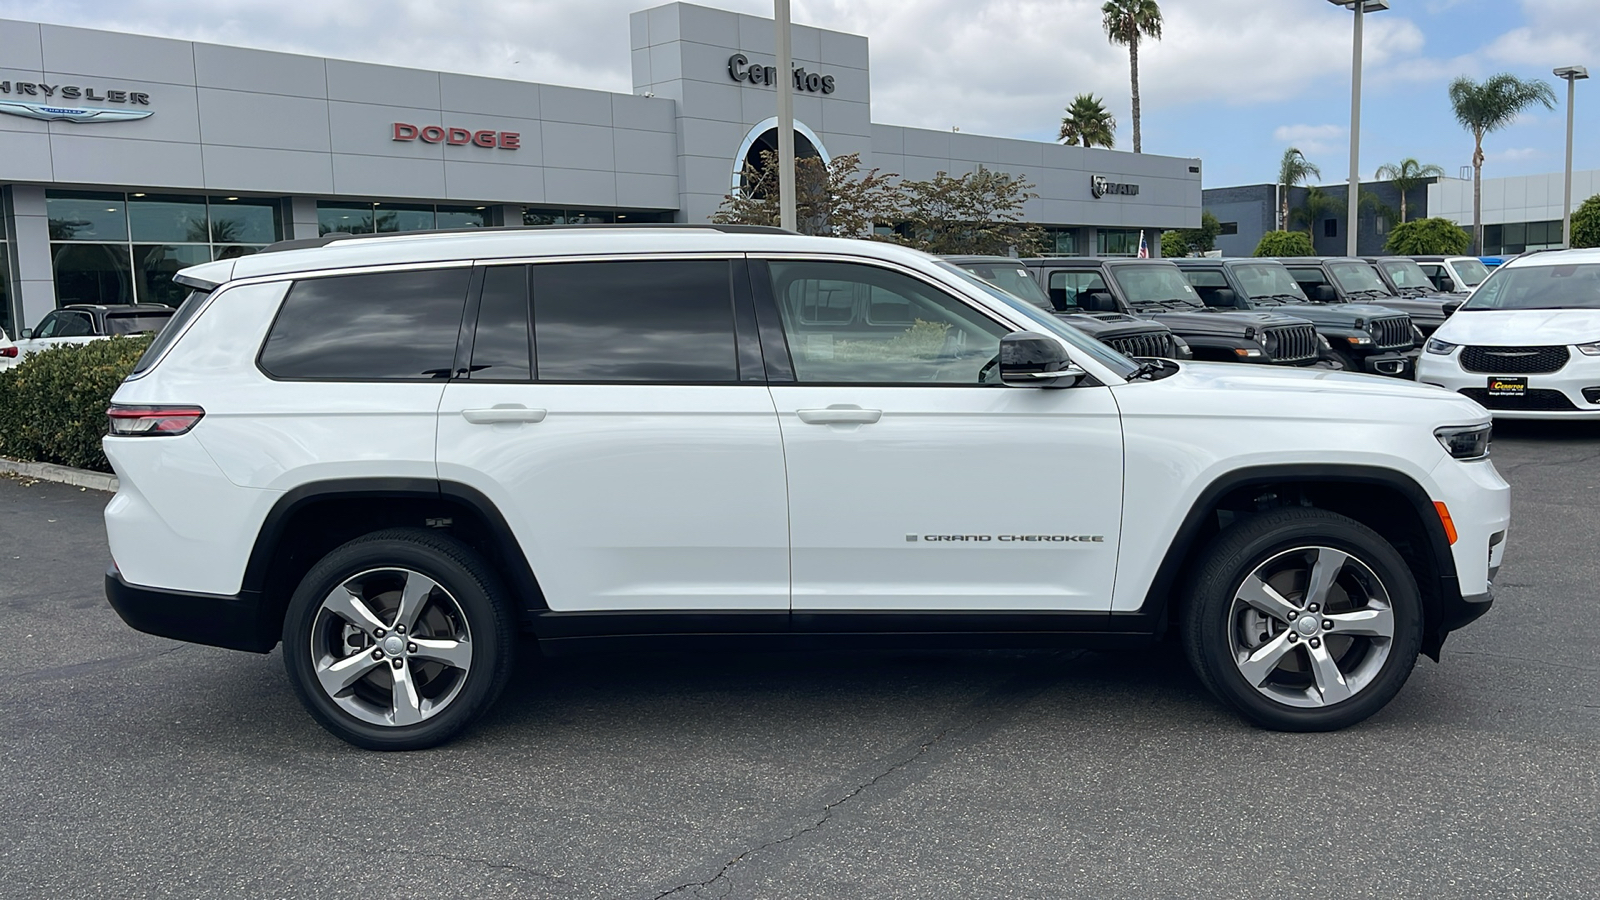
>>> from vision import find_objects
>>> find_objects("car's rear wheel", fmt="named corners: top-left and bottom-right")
top-left (1182, 507), bottom-right (1423, 731)
top-left (282, 528), bottom-right (514, 750)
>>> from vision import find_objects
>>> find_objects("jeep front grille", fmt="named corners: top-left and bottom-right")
top-left (1460, 345), bottom-right (1570, 374)
top-left (1371, 316), bottom-right (1414, 350)
top-left (1105, 331), bottom-right (1177, 359)
top-left (1264, 324), bottom-right (1319, 363)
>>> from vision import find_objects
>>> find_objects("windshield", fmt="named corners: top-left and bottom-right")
top-left (1110, 265), bottom-right (1204, 307)
top-left (1327, 260), bottom-right (1392, 295)
top-left (1232, 263), bottom-right (1308, 302)
top-left (1452, 258), bottom-right (1490, 287)
top-left (952, 260), bottom-right (1053, 310)
top-left (1377, 259), bottom-right (1435, 290)
top-left (933, 261), bottom-right (1141, 379)
top-left (1459, 262), bottom-right (1600, 311)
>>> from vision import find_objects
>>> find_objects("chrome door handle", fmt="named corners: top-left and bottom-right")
top-left (796, 407), bottom-right (882, 425)
top-left (462, 405), bottom-right (547, 424)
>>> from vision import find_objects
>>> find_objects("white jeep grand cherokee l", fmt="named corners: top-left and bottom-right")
top-left (103, 225), bottom-right (1510, 750)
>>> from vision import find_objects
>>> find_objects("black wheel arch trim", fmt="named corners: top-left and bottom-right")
top-left (1140, 464), bottom-right (1468, 659)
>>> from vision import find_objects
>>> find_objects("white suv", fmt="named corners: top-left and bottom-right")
top-left (1418, 248), bottom-right (1600, 418)
top-left (103, 226), bottom-right (1510, 749)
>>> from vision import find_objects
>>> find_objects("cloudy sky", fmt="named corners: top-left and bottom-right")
top-left (1, 0), bottom-right (1592, 189)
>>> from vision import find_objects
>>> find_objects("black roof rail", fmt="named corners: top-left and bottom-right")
top-left (258, 222), bottom-right (794, 255)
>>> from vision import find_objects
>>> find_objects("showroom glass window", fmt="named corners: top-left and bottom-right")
top-left (1097, 229), bottom-right (1142, 256)
top-left (47, 191), bottom-right (283, 307)
top-left (1, 213), bottom-right (12, 340)
top-left (521, 207), bottom-right (674, 226)
top-left (317, 202), bottom-right (492, 235)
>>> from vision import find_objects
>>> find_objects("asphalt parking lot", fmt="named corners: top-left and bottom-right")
top-left (3, 421), bottom-right (1599, 900)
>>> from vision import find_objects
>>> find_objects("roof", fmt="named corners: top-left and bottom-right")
top-left (175, 225), bottom-right (946, 289)
top-left (61, 303), bottom-right (174, 313)
top-left (1018, 257), bottom-right (1175, 266)
top-left (1500, 247), bottom-right (1600, 269)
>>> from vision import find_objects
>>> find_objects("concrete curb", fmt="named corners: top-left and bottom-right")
top-left (0, 457), bottom-right (119, 492)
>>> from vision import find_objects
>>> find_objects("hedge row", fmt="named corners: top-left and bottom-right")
top-left (0, 335), bottom-right (153, 472)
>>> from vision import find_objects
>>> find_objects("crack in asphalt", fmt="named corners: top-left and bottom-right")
top-left (391, 850), bottom-right (567, 883)
top-left (18, 645), bottom-right (187, 683)
top-left (647, 653), bottom-right (1077, 899)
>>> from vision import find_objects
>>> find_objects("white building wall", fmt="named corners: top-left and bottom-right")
top-left (1428, 169), bottom-right (1600, 226)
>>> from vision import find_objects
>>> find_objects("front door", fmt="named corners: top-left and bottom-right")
top-left (436, 259), bottom-right (790, 613)
top-left (756, 258), bottom-right (1124, 614)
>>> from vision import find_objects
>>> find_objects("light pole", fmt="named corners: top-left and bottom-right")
top-left (1327, 0), bottom-right (1387, 257)
top-left (1554, 66), bottom-right (1588, 248)
top-left (775, 0), bottom-right (797, 232)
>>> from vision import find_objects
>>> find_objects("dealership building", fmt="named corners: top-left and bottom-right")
top-left (0, 2), bottom-right (1202, 338)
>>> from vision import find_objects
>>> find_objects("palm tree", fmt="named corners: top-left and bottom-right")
top-left (1292, 186), bottom-right (1341, 239)
top-left (1277, 148), bottom-right (1321, 232)
top-left (1448, 73), bottom-right (1556, 253)
top-left (1373, 158), bottom-right (1445, 223)
top-left (1058, 93), bottom-right (1116, 148)
top-left (1101, 0), bottom-right (1162, 153)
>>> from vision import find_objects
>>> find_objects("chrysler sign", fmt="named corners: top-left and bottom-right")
top-left (1090, 175), bottom-right (1139, 198)
top-left (0, 80), bottom-right (152, 123)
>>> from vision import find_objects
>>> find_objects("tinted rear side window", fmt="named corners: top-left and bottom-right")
top-left (260, 268), bottom-right (471, 380)
top-left (105, 313), bottom-right (173, 335)
top-left (531, 260), bottom-right (737, 382)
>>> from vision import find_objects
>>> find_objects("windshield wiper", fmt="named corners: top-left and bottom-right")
top-left (1129, 359), bottom-right (1167, 380)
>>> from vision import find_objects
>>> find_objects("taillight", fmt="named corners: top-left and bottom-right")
top-left (107, 404), bottom-right (205, 436)
top-left (0, 347), bottom-right (16, 357)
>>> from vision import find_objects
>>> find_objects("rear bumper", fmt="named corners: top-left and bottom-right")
top-left (105, 566), bottom-right (279, 653)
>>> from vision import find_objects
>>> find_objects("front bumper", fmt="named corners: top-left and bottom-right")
top-left (105, 566), bottom-right (279, 653)
top-left (1417, 349), bottom-right (1600, 419)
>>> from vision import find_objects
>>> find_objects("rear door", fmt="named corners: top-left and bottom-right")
top-left (435, 257), bottom-right (790, 613)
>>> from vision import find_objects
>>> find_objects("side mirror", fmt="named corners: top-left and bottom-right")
top-left (1213, 287), bottom-right (1239, 307)
top-left (19, 329), bottom-right (31, 340)
top-left (999, 332), bottom-right (1085, 388)
top-left (1313, 284), bottom-right (1336, 302)
top-left (1440, 276), bottom-right (1457, 292)
top-left (1084, 291), bottom-right (1117, 312)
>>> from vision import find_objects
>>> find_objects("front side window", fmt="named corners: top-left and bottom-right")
top-left (1461, 263), bottom-right (1600, 311)
top-left (34, 310), bottom-right (94, 338)
top-left (259, 268), bottom-right (471, 380)
top-left (532, 260), bottom-right (738, 383)
top-left (769, 260), bottom-right (1008, 385)
top-left (1046, 270), bottom-right (1107, 311)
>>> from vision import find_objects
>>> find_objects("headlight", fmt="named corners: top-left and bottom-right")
top-left (1425, 337), bottom-right (1458, 355)
top-left (1262, 331), bottom-right (1279, 355)
top-left (1436, 424), bottom-right (1491, 460)
top-left (1578, 341), bottom-right (1600, 357)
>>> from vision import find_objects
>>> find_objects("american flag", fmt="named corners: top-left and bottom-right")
top-left (1136, 230), bottom-right (1149, 258)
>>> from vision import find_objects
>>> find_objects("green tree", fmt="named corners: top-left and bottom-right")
top-left (1277, 148), bottom-right (1321, 232)
top-left (713, 151), bottom-right (901, 238)
top-left (1373, 157), bottom-right (1445, 223)
top-left (894, 166), bottom-right (1044, 256)
top-left (1383, 217), bottom-right (1471, 255)
top-left (1253, 230), bottom-right (1315, 257)
top-left (1101, 0), bottom-right (1162, 153)
top-left (1291, 186), bottom-right (1340, 237)
top-left (1448, 73), bottom-right (1557, 253)
top-left (1162, 210), bottom-right (1220, 258)
top-left (1570, 194), bottom-right (1600, 249)
top-left (1058, 93), bottom-right (1116, 148)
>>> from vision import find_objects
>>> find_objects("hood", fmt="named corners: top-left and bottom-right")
top-left (1276, 301), bottom-right (1409, 329)
top-left (1136, 307), bottom-right (1311, 337)
top-left (1116, 360), bottom-right (1487, 427)
top-left (1434, 308), bottom-right (1600, 346)
top-left (1061, 311), bottom-right (1172, 339)
top-left (1356, 295), bottom-right (1449, 322)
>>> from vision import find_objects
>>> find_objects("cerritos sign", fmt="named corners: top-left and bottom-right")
top-left (392, 123), bottom-right (521, 150)
top-left (0, 80), bottom-right (152, 122)
top-left (1090, 175), bottom-right (1139, 198)
top-left (726, 53), bottom-right (836, 94)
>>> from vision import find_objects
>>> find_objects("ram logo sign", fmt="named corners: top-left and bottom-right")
top-left (1091, 175), bottom-right (1139, 198)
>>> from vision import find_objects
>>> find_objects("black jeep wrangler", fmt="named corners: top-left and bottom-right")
top-left (1363, 256), bottom-right (1465, 318)
top-left (945, 256), bottom-right (1190, 360)
top-left (1279, 257), bottom-right (1451, 336)
top-left (1020, 257), bottom-right (1322, 366)
top-left (1174, 258), bottom-right (1420, 378)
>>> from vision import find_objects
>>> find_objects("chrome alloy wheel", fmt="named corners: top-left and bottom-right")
top-left (309, 567), bottom-right (473, 727)
top-left (1227, 546), bottom-right (1396, 708)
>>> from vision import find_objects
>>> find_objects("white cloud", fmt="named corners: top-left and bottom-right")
top-left (1493, 147), bottom-right (1544, 162)
top-left (1485, 0), bottom-right (1600, 68)
top-left (1273, 124), bottom-right (1346, 156)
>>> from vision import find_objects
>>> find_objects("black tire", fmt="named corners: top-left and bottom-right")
top-left (282, 527), bottom-right (515, 750)
top-left (1181, 507), bottom-right (1423, 732)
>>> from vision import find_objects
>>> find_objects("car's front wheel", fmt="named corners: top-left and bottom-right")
top-left (1182, 507), bottom-right (1423, 731)
top-left (282, 528), bottom-right (515, 750)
